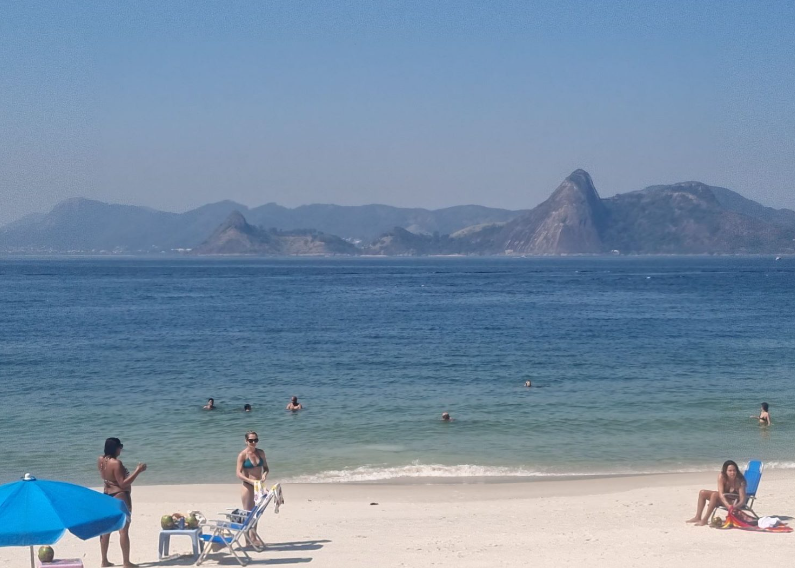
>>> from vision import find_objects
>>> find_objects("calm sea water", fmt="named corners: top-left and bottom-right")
top-left (1, 256), bottom-right (793, 485)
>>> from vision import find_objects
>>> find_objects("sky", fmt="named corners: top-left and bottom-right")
top-left (1, 0), bottom-right (794, 225)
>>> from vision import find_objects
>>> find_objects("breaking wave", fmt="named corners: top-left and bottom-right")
top-left (286, 460), bottom-right (795, 483)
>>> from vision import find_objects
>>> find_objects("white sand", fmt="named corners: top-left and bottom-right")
top-left (2, 471), bottom-right (793, 567)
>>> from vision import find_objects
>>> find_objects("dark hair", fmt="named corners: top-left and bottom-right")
top-left (761, 402), bottom-right (769, 411)
top-left (721, 460), bottom-right (746, 485)
top-left (244, 404), bottom-right (252, 411)
top-left (208, 398), bottom-right (214, 404)
top-left (104, 438), bottom-right (122, 458)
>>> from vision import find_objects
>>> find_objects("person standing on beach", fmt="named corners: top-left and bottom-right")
top-left (97, 437), bottom-right (147, 568)
top-left (236, 431), bottom-right (269, 547)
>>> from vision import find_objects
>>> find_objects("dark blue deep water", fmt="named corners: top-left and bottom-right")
top-left (1, 256), bottom-right (793, 484)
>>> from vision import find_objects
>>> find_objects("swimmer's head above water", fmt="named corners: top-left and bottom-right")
top-left (204, 398), bottom-right (215, 410)
top-left (244, 404), bottom-right (252, 412)
top-left (442, 412), bottom-right (451, 421)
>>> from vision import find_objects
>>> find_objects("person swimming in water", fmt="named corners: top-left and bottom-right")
top-left (243, 404), bottom-right (252, 412)
top-left (524, 380), bottom-right (532, 387)
top-left (687, 460), bottom-right (746, 526)
top-left (441, 412), bottom-right (452, 422)
top-left (203, 398), bottom-right (216, 410)
top-left (751, 402), bottom-right (772, 426)
top-left (286, 396), bottom-right (303, 411)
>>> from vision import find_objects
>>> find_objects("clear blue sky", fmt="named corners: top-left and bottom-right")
top-left (1, 0), bottom-right (794, 224)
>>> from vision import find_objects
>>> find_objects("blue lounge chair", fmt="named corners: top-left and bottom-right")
top-left (195, 490), bottom-right (275, 566)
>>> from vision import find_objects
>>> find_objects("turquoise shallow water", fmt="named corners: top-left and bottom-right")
top-left (0, 256), bottom-right (793, 485)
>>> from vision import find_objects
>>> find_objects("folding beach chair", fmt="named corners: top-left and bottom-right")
top-left (195, 483), bottom-right (285, 566)
top-left (712, 460), bottom-right (763, 520)
top-left (195, 491), bottom-right (273, 566)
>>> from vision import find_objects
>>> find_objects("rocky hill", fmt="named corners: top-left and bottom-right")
top-left (495, 170), bottom-right (607, 254)
top-left (193, 211), bottom-right (359, 255)
top-left (600, 182), bottom-right (795, 254)
top-left (443, 171), bottom-right (795, 255)
top-left (3, 171), bottom-right (794, 255)
top-left (0, 199), bottom-right (521, 252)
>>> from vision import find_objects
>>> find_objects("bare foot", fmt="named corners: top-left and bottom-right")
top-left (686, 517), bottom-right (701, 523)
top-left (696, 520), bottom-right (709, 526)
top-left (122, 563), bottom-right (139, 568)
top-left (101, 562), bottom-right (115, 567)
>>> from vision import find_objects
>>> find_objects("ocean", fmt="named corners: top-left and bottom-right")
top-left (0, 256), bottom-right (793, 485)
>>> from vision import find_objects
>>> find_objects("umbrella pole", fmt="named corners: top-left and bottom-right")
top-left (29, 545), bottom-right (34, 568)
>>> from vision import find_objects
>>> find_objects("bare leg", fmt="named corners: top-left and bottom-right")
top-left (241, 483), bottom-right (255, 510)
top-left (687, 490), bottom-right (715, 523)
top-left (100, 533), bottom-right (114, 566)
top-left (119, 523), bottom-right (137, 567)
top-left (697, 492), bottom-right (721, 526)
top-left (240, 483), bottom-right (264, 547)
top-left (116, 493), bottom-right (137, 568)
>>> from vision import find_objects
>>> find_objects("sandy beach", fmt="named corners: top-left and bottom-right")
top-left (2, 471), bottom-right (793, 567)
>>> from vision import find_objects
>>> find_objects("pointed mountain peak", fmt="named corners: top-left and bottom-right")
top-left (551, 169), bottom-right (601, 202)
top-left (221, 210), bottom-right (249, 230)
top-left (497, 169), bottom-right (607, 254)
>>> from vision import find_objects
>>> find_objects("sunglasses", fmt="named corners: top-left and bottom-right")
top-left (247, 438), bottom-right (259, 443)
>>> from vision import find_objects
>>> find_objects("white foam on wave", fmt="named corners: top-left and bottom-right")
top-left (284, 461), bottom-right (735, 483)
top-left (762, 461), bottom-right (795, 470)
top-left (287, 463), bottom-right (544, 483)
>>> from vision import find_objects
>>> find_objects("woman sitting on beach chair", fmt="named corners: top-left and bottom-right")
top-left (687, 460), bottom-right (746, 526)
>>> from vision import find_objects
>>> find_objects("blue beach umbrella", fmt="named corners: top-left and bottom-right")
top-left (0, 474), bottom-right (128, 568)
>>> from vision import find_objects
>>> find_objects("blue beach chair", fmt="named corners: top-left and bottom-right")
top-left (712, 460), bottom-right (763, 520)
top-left (195, 489), bottom-right (275, 566)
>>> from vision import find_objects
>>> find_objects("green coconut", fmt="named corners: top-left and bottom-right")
top-left (38, 546), bottom-right (55, 563)
top-left (160, 514), bottom-right (176, 530)
top-left (185, 513), bottom-right (199, 529)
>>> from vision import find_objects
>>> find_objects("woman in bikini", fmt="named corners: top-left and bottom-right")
top-left (752, 402), bottom-right (772, 426)
top-left (687, 459), bottom-right (746, 526)
top-left (236, 431), bottom-right (269, 546)
top-left (97, 437), bottom-right (147, 568)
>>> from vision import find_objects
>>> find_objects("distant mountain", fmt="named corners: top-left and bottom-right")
top-left (694, 185), bottom-right (795, 227)
top-left (495, 170), bottom-right (607, 254)
top-left (4, 173), bottom-right (794, 255)
top-left (0, 198), bottom-right (179, 252)
top-left (194, 211), bottom-right (359, 255)
top-left (600, 182), bottom-right (795, 254)
top-left (453, 172), bottom-right (795, 255)
top-left (0, 198), bottom-right (522, 252)
top-left (242, 203), bottom-right (520, 242)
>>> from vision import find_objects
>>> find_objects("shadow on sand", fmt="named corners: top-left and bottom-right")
top-left (151, 539), bottom-right (330, 566)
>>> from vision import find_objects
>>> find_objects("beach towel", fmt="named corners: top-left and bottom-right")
top-left (271, 484), bottom-right (285, 513)
top-left (718, 507), bottom-right (793, 533)
top-left (253, 480), bottom-right (268, 505)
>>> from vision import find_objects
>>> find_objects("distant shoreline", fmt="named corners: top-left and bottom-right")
top-left (0, 252), bottom-right (791, 258)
